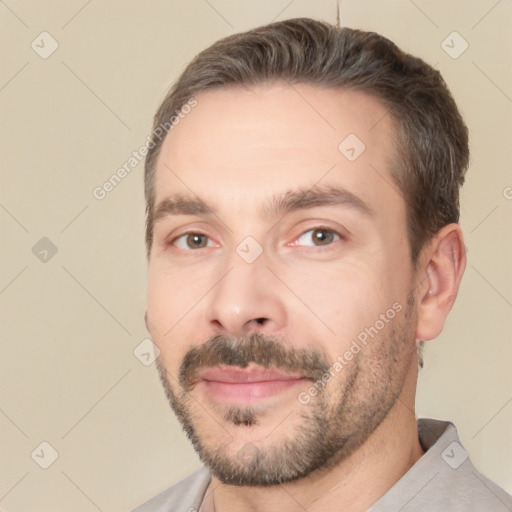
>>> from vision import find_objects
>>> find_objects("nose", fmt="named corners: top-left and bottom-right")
top-left (205, 251), bottom-right (287, 337)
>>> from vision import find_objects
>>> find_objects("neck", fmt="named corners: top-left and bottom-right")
top-left (204, 385), bottom-right (424, 512)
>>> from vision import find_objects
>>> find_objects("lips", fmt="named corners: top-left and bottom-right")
top-left (196, 365), bottom-right (306, 403)
top-left (199, 366), bottom-right (303, 383)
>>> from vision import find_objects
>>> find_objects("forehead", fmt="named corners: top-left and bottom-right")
top-left (153, 83), bottom-right (403, 220)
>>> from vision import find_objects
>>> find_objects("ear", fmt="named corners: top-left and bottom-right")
top-left (415, 223), bottom-right (466, 341)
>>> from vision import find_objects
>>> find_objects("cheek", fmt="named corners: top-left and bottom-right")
top-left (146, 263), bottom-right (200, 342)
top-left (279, 258), bottom-right (394, 353)
top-left (146, 261), bottom-right (219, 370)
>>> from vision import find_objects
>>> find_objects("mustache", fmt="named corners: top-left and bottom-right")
top-left (179, 333), bottom-right (331, 391)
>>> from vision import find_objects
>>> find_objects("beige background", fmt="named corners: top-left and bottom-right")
top-left (1, 0), bottom-right (511, 510)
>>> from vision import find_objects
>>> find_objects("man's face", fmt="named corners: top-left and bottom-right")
top-left (146, 83), bottom-right (419, 485)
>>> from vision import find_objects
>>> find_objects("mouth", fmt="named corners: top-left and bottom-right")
top-left (195, 365), bottom-right (307, 404)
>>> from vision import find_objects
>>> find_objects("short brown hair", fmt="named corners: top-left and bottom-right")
top-left (144, 17), bottom-right (469, 263)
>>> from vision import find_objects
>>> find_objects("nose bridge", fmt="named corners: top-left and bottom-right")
top-left (206, 241), bottom-right (285, 335)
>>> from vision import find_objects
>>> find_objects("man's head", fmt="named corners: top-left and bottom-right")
top-left (144, 18), bottom-right (469, 264)
top-left (144, 18), bottom-right (468, 486)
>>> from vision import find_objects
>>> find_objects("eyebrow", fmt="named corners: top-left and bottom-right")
top-left (153, 185), bottom-right (375, 224)
top-left (262, 185), bottom-right (375, 220)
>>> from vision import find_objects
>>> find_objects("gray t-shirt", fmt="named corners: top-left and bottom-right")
top-left (132, 419), bottom-right (512, 511)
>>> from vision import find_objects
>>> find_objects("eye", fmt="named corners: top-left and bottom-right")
top-left (294, 228), bottom-right (341, 247)
top-left (172, 233), bottom-right (215, 250)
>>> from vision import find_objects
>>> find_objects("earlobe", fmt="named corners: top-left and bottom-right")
top-left (415, 224), bottom-right (466, 341)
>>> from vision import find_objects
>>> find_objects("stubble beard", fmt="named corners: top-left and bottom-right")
top-left (156, 295), bottom-right (416, 486)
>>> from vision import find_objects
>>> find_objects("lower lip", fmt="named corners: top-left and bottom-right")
top-left (201, 378), bottom-right (306, 403)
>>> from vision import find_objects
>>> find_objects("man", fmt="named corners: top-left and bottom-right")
top-left (134, 17), bottom-right (511, 512)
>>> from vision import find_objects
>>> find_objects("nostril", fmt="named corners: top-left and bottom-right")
top-left (255, 318), bottom-right (266, 325)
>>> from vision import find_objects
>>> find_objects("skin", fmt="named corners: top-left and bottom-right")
top-left (145, 83), bottom-right (466, 512)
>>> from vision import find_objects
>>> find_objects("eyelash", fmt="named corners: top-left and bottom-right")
top-left (168, 226), bottom-right (343, 251)
top-left (169, 232), bottom-right (216, 251)
top-left (290, 225), bottom-right (343, 249)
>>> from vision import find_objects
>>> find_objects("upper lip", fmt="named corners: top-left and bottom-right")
top-left (198, 365), bottom-right (304, 383)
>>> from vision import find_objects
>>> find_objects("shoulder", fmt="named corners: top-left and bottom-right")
top-left (370, 419), bottom-right (512, 511)
top-left (131, 467), bottom-right (211, 512)
top-left (420, 419), bottom-right (511, 510)
top-left (411, 462), bottom-right (512, 511)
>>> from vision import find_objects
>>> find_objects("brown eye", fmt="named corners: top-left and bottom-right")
top-left (312, 229), bottom-right (335, 245)
top-left (173, 233), bottom-right (212, 250)
top-left (296, 228), bottom-right (340, 247)
top-left (186, 234), bottom-right (208, 248)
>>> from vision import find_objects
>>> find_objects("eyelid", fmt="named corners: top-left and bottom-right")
top-left (287, 224), bottom-right (346, 247)
top-left (163, 221), bottom-right (346, 251)
top-left (161, 219), bottom-right (211, 239)
top-left (167, 229), bottom-right (219, 250)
